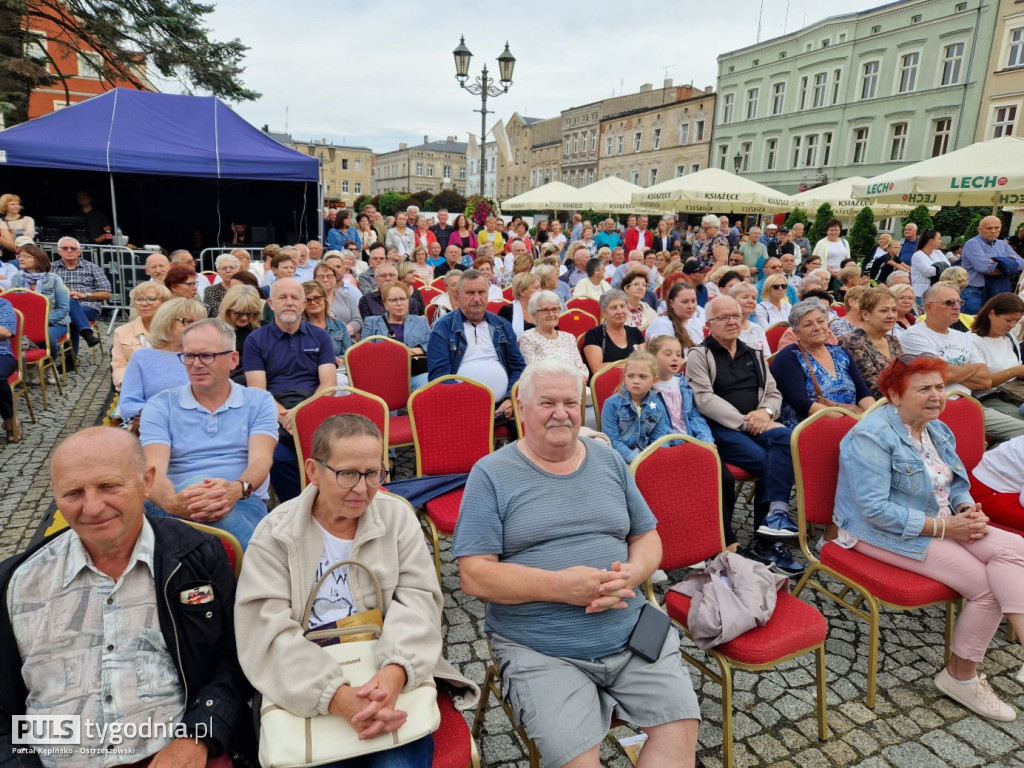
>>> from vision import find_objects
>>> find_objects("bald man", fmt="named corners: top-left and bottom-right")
top-left (243, 278), bottom-right (336, 501)
top-left (961, 215), bottom-right (1024, 314)
top-left (145, 252), bottom-right (170, 283)
top-left (0, 427), bottom-right (251, 764)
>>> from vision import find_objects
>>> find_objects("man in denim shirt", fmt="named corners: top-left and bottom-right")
top-left (427, 269), bottom-right (525, 421)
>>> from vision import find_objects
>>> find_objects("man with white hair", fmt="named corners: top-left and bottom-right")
top-left (885, 271), bottom-right (911, 287)
top-left (50, 236), bottom-right (109, 356)
top-left (292, 243), bottom-right (314, 281)
top-left (791, 222), bottom-right (811, 260)
top-left (720, 216), bottom-right (739, 250)
top-left (455, 358), bottom-right (701, 768)
top-left (739, 226), bottom-right (767, 276)
top-left (203, 253), bottom-right (241, 317)
top-left (307, 240), bottom-right (323, 264)
top-left (960, 215), bottom-right (1024, 314)
top-left (594, 218), bottom-right (623, 252)
top-left (145, 251), bottom-right (170, 283)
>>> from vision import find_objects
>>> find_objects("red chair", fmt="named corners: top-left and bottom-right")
top-left (199, 270), bottom-right (217, 285)
top-left (566, 297), bottom-right (601, 319)
top-left (938, 395), bottom-right (985, 474)
top-left (764, 321), bottom-right (789, 354)
top-left (486, 299), bottom-right (510, 315)
top-left (419, 286), bottom-right (443, 305)
top-left (589, 361), bottom-right (624, 431)
top-left (184, 520), bottom-right (243, 579)
top-left (831, 303), bottom-right (847, 318)
top-left (425, 303), bottom-right (440, 326)
top-left (8, 309), bottom-right (36, 424)
top-left (791, 407), bottom-right (959, 708)
top-left (344, 336), bottom-right (414, 449)
top-left (292, 387), bottom-right (390, 489)
top-left (501, 286), bottom-right (514, 302)
top-left (409, 375), bottom-right (494, 579)
top-left (557, 309), bottom-right (598, 340)
top-left (433, 689), bottom-right (476, 768)
top-left (431, 276), bottom-right (447, 291)
top-left (3, 290), bottom-right (63, 407)
top-left (634, 435), bottom-right (828, 768)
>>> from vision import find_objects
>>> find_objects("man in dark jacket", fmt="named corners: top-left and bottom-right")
top-left (0, 427), bottom-right (252, 767)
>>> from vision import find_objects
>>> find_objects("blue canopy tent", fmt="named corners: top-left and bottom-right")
top-left (0, 88), bottom-right (322, 250)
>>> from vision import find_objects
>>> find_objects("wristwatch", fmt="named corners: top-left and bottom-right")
top-left (237, 480), bottom-right (253, 499)
top-left (762, 406), bottom-right (775, 418)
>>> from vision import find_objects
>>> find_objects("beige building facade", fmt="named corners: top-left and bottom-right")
top-left (976, 0), bottom-right (1024, 141)
top-left (373, 136), bottom-right (469, 195)
top-left (598, 86), bottom-right (715, 188)
top-left (265, 132), bottom-right (374, 208)
top-left (529, 116), bottom-right (562, 189)
top-left (496, 113), bottom-right (542, 200)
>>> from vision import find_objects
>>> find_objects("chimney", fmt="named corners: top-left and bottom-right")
top-left (423, 135), bottom-right (429, 144)
top-left (399, 142), bottom-right (407, 150)
top-left (704, 85), bottom-right (713, 93)
top-left (639, 83), bottom-right (652, 92)
top-left (447, 135), bottom-right (456, 142)
top-left (664, 78), bottom-right (673, 88)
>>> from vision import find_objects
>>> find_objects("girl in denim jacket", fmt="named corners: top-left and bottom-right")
top-left (601, 350), bottom-right (672, 463)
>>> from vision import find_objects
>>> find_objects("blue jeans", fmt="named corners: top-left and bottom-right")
top-left (67, 300), bottom-right (99, 354)
top-left (271, 441), bottom-right (302, 503)
top-left (319, 734), bottom-right (434, 768)
top-left (962, 286), bottom-right (985, 315)
top-left (145, 494), bottom-right (267, 549)
top-left (709, 423), bottom-right (795, 531)
top-left (48, 323), bottom-right (68, 353)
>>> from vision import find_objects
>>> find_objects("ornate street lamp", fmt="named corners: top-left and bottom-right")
top-left (733, 152), bottom-right (743, 174)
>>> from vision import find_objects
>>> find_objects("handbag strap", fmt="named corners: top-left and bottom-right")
top-left (301, 558), bottom-right (385, 630)
top-left (796, 343), bottom-right (825, 399)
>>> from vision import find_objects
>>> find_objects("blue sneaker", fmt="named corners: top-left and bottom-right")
top-left (756, 509), bottom-right (800, 539)
top-left (753, 541), bottom-right (806, 578)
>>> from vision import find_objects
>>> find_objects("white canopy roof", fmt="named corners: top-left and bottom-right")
top-left (632, 168), bottom-right (793, 214)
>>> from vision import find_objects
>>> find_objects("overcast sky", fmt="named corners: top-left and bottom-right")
top-left (189, 0), bottom-right (886, 153)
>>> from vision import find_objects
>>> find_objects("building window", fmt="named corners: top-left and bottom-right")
top-left (889, 122), bottom-right (909, 161)
top-left (77, 51), bottom-right (103, 78)
top-left (617, 135), bottom-right (624, 154)
top-left (771, 82), bottom-right (785, 115)
top-left (832, 69), bottom-right (842, 104)
top-left (898, 52), bottom-right (919, 93)
top-left (591, 131), bottom-right (597, 151)
top-left (416, 162), bottom-right (424, 176)
top-left (573, 134), bottom-right (579, 154)
top-left (722, 93), bottom-right (734, 123)
top-left (804, 134), bottom-right (819, 167)
top-left (812, 72), bottom-right (828, 108)
top-left (634, 132), bottom-right (643, 152)
top-left (745, 87), bottom-right (759, 119)
top-left (443, 165), bottom-right (451, 179)
top-left (942, 43), bottom-right (964, 85)
top-left (676, 165), bottom-right (686, 177)
top-left (911, 14), bottom-right (921, 23)
top-left (587, 168), bottom-right (594, 184)
top-left (861, 61), bottom-right (879, 99)
top-left (354, 159), bottom-right (361, 171)
top-left (679, 122), bottom-right (690, 145)
top-left (822, 132), bottom-right (833, 166)
top-left (799, 76), bottom-right (809, 109)
top-left (695, 120), bottom-right (705, 141)
top-left (606, 137), bottom-right (613, 155)
top-left (791, 136), bottom-right (802, 168)
top-left (691, 163), bottom-right (700, 173)
top-left (718, 144), bottom-right (729, 169)
top-left (354, 182), bottom-right (361, 194)
top-left (649, 168), bottom-right (658, 186)
top-left (740, 142), bottom-right (752, 172)
top-left (564, 139), bottom-right (569, 157)
top-left (652, 128), bottom-right (661, 149)
top-left (460, 167), bottom-right (466, 180)
top-left (427, 164), bottom-right (434, 177)
top-left (994, 105), bottom-right (1017, 137)
top-left (342, 181), bottom-right (349, 193)
top-left (930, 118), bottom-right (952, 157)
top-left (631, 170), bottom-right (640, 185)
top-left (764, 138), bottom-right (778, 170)
top-left (531, 170), bottom-right (536, 188)
top-left (1009, 28), bottom-right (1024, 68)
top-left (852, 127), bottom-right (869, 164)
top-left (871, 24), bottom-right (882, 34)
top-left (341, 159), bottom-right (349, 170)
top-left (821, 38), bottom-right (830, 48)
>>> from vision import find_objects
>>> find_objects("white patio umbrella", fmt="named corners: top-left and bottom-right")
top-left (574, 176), bottom-right (665, 215)
top-left (631, 167), bottom-right (793, 214)
top-left (791, 177), bottom-right (936, 218)
top-left (501, 181), bottom-right (583, 210)
top-left (851, 136), bottom-right (1024, 208)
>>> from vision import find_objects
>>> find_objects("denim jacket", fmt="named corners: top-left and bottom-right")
top-left (11, 272), bottom-right (70, 325)
top-left (602, 390), bottom-right (674, 464)
top-left (834, 404), bottom-right (972, 561)
top-left (426, 310), bottom-right (525, 401)
top-left (326, 226), bottom-right (361, 253)
top-left (656, 375), bottom-right (715, 444)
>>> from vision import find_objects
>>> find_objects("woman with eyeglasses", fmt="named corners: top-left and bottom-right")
top-left (582, 289), bottom-right (645, 375)
top-left (889, 283), bottom-right (919, 339)
top-left (314, 260), bottom-right (362, 339)
top-left (235, 413), bottom-right (479, 764)
top-left (11, 243), bottom-right (71, 352)
top-left (302, 281), bottom-right (353, 373)
top-left (970, 293), bottom-right (1024, 425)
top-left (835, 354), bottom-right (1024, 722)
top-left (620, 269), bottom-right (657, 333)
top-left (112, 281), bottom-right (171, 390)
top-left (119, 297), bottom-right (206, 424)
top-left (755, 274), bottom-right (792, 328)
top-left (362, 281), bottom-right (431, 390)
top-left (517, 290), bottom-right (588, 374)
top-left (164, 264), bottom-right (199, 300)
top-left (219, 284), bottom-right (264, 383)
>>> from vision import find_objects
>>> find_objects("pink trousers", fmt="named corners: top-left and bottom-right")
top-left (852, 526), bottom-right (1024, 662)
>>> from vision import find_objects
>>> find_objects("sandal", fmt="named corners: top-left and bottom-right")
top-left (4, 417), bottom-right (21, 444)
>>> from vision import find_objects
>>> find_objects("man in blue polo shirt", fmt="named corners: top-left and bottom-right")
top-left (243, 277), bottom-right (336, 501)
top-left (140, 318), bottom-right (277, 548)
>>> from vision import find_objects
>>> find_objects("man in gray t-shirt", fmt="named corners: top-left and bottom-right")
top-left (454, 359), bottom-right (700, 768)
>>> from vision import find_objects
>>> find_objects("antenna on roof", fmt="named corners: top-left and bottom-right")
top-left (756, 0), bottom-right (766, 42)
top-left (285, 106), bottom-right (289, 133)
top-left (783, 0), bottom-right (791, 33)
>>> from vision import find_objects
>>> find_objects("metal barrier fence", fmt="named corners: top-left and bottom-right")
top-left (199, 246), bottom-right (264, 272)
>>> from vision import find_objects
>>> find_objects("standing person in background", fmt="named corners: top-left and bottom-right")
top-left (791, 223), bottom-right (811, 261)
top-left (327, 209), bottom-right (361, 253)
top-left (595, 217), bottom-right (623, 252)
top-left (911, 230), bottom-right (951, 307)
top-left (476, 216), bottom-right (505, 255)
top-left (548, 219), bottom-right (567, 255)
top-left (385, 212), bottom-right (415, 259)
top-left (76, 190), bottom-right (113, 244)
top-left (897, 222), bottom-right (920, 266)
top-left (961, 216), bottom-right (1024, 315)
top-left (430, 208), bottom-right (455, 251)
top-left (0, 194), bottom-right (35, 261)
top-left (812, 219), bottom-right (851, 279)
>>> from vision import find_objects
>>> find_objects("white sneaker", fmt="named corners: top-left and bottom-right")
top-left (935, 670), bottom-right (1016, 721)
top-left (1017, 663), bottom-right (1024, 686)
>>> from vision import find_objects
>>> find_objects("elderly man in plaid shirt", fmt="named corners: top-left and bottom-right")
top-left (50, 236), bottom-right (110, 359)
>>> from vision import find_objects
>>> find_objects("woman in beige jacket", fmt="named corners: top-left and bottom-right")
top-left (234, 414), bottom-right (477, 760)
top-left (110, 280), bottom-right (169, 389)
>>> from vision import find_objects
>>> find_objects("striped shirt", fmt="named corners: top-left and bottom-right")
top-left (51, 259), bottom-right (111, 312)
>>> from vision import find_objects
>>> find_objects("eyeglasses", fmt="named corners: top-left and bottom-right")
top-left (709, 313), bottom-right (743, 323)
top-left (315, 460), bottom-right (389, 489)
top-left (184, 281), bottom-right (198, 287)
top-left (771, 284), bottom-right (787, 291)
top-left (895, 353), bottom-right (937, 366)
top-left (306, 295), bottom-right (325, 304)
top-left (134, 296), bottom-right (159, 304)
top-left (229, 311), bottom-right (254, 319)
top-left (177, 317), bottom-right (197, 326)
top-left (347, 247), bottom-right (360, 252)
top-left (936, 299), bottom-right (962, 308)
top-left (535, 307), bottom-right (561, 314)
top-left (385, 297), bottom-right (409, 304)
top-left (177, 350), bottom-right (234, 365)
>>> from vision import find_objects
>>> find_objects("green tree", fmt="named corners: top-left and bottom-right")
top-left (933, 204), bottom-right (991, 238)
top-left (807, 202), bottom-right (836, 244)
top-left (376, 192), bottom-right (405, 217)
top-left (902, 204), bottom-right (934, 233)
top-left (430, 189), bottom-right (467, 214)
top-left (848, 207), bottom-right (879, 265)
top-left (352, 195), bottom-right (370, 212)
top-left (784, 208), bottom-right (810, 229)
top-left (1, 0), bottom-right (258, 126)
top-left (964, 214), bottom-right (983, 242)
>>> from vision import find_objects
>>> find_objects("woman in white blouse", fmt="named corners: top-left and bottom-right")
top-left (517, 290), bottom-right (588, 374)
top-left (755, 274), bottom-right (792, 328)
top-left (971, 293), bottom-right (1024, 424)
top-left (911, 229), bottom-right (950, 306)
top-left (811, 218), bottom-right (850, 278)
top-left (385, 211), bottom-right (415, 258)
top-left (729, 281), bottom-right (769, 353)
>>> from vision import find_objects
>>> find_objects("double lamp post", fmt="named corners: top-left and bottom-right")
top-left (453, 36), bottom-right (516, 199)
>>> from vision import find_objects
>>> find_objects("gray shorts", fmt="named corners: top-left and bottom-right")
top-left (490, 627), bottom-right (701, 768)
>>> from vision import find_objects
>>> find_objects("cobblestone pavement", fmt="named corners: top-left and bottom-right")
top-left (1, 322), bottom-right (1022, 767)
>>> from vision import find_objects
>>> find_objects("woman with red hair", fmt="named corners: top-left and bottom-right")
top-left (834, 354), bottom-right (1024, 721)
